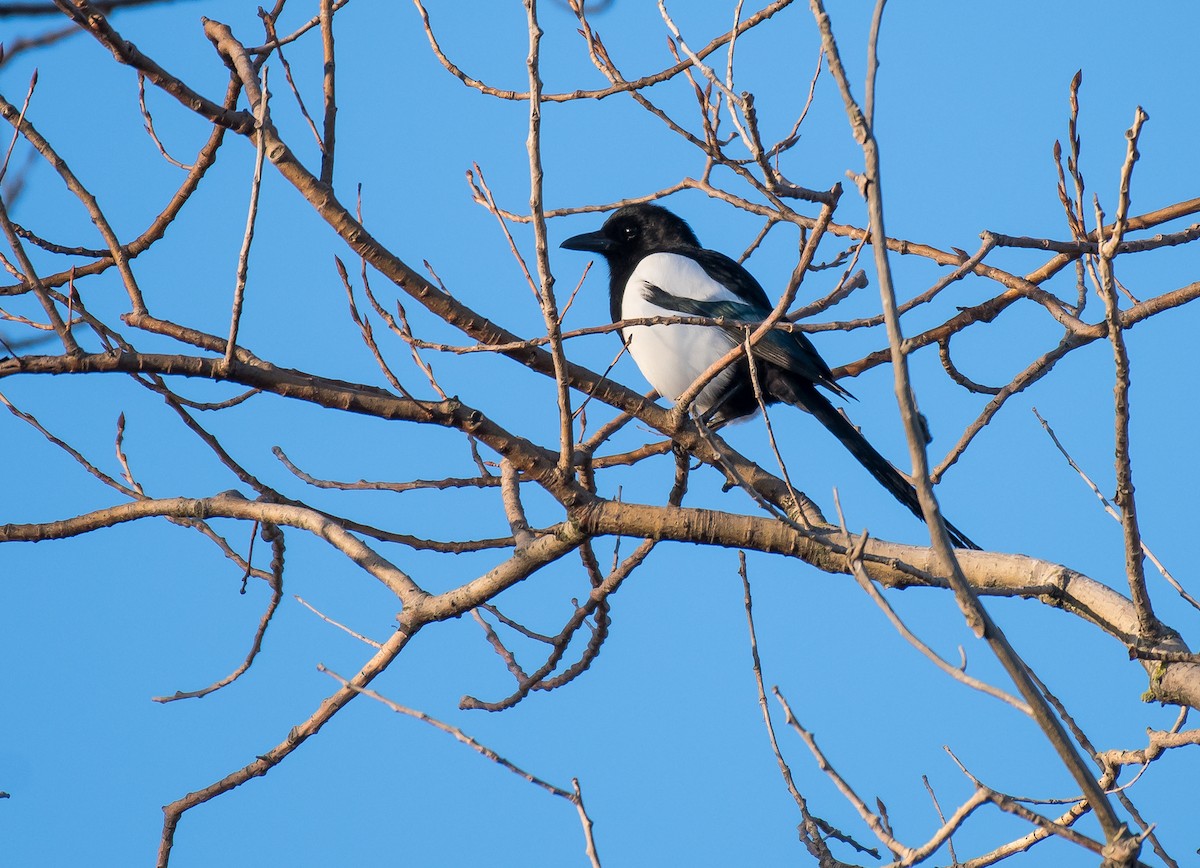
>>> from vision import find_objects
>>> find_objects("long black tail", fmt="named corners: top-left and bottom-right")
top-left (771, 376), bottom-right (979, 550)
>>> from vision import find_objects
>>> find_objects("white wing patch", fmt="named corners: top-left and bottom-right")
top-left (620, 252), bottom-right (741, 412)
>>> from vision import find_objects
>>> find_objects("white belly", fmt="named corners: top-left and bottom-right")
top-left (621, 253), bottom-right (743, 413)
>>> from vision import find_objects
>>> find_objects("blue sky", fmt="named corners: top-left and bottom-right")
top-left (2, 1), bottom-right (1199, 865)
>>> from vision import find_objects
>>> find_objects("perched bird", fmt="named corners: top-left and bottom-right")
top-left (561, 202), bottom-right (978, 550)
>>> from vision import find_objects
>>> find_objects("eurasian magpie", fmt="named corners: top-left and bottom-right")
top-left (561, 202), bottom-right (978, 550)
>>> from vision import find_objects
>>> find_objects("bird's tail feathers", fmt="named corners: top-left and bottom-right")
top-left (772, 377), bottom-right (979, 550)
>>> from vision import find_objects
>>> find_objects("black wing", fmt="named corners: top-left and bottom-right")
top-left (640, 277), bottom-right (851, 401)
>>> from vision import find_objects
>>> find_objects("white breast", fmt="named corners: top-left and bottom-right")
top-left (620, 253), bottom-right (741, 413)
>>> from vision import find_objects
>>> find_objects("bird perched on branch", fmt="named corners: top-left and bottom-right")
top-left (561, 202), bottom-right (977, 550)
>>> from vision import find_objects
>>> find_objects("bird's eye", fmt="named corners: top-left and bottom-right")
top-left (622, 224), bottom-right (638, 241)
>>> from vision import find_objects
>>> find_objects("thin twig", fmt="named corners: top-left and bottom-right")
top-left (224, 65), bottom-right (269, 367)
top-left (774, 685), bottom-right (915, 860)
top-left (1033, 408), bottom-right (1198, 613)
top-left (1093, 106), bottom-right (1160, 640)
top-left (521, 0), bottom-right (574, 475)
top-left (317, 664), bottom-right (603, 867)
top-left (739, 553), bottom-right (849, 863)
top-left (136, 71), bottom-right (192, 169)
top-left (831, 491), bottom-right (1033, 715)
top-left (159, 622), bottom-right (419, 865)
top-left (257, 8), bottom-right (325, 153)
top-left (318, 0), bottom-right (336, 185)
top-left (295, 595), bottom-right (382, 647)
top-left (154, 529), bottom-right (285, 702)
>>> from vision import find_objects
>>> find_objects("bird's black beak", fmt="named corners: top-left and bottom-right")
top-left (560, 229), bottom-right (612, 254)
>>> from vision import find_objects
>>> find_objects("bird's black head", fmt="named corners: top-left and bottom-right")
top-left (560, 203), bottom-right (701, 260)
